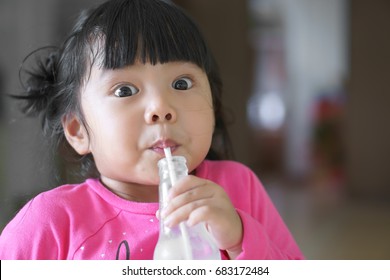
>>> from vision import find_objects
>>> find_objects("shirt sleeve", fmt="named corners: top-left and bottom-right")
top-left (214, 161), bottom-right (304, 260)
top-left (0, 195), bottom-right (65, 260)
top-left (235, 208), bottom-right (303, 260)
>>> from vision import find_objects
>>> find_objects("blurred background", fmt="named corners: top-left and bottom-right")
top-left (0, 0), bottom-right (389, 259)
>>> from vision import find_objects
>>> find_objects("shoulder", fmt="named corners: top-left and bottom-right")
top-left (197, 160), bottom-right (257, 180)
top-left (32, 180), bottom-right (95, 208)
top-left (197, 160), bottom-right (268, 209)
top-left (196, 160), bottom-right (264, 194)
top-left (0, 181), bottom-right (101, 236)
top-left (0, 179), bottom-right (118, 259)
top-left (9, 179), bottom-right (102, 226)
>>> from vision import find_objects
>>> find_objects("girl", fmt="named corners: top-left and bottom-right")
top-left (0, 0), bottom-right (303, 260)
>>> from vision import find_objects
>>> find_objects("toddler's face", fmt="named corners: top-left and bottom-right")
top-left (78, 61), bottom-right (214, 188)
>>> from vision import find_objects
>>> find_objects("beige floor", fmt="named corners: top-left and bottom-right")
top-left (267, 183), bottom-right (390, 259)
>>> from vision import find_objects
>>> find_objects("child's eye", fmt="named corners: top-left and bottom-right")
top-left (114, 85), bottom-right (139, 97)
top-left (172, 77), bottom-right (193, 90)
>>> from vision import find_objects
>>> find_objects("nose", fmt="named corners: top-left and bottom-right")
top-left (144, 96), bottom-right (177, 124)
top-left (151, 113), bottom-right (172, 122)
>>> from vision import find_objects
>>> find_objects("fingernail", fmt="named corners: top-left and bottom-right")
top-left (186, 219), bottom-right (194, 227)
top-left (155, 210), bottom-right (160, 219)
top-left (164, 217), bottom-right (172, 227)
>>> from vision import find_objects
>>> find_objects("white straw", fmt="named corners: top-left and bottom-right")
top-left (164, 147), bottom-right (177, 185)
top-left (163, 147), bottom-right (193, 260)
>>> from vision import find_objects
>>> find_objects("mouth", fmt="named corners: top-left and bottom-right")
top-left (149, 139), bottom-right (180, 155)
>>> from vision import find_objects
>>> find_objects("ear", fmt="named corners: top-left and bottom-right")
top-left (62, 114), bottom-right (90, 155)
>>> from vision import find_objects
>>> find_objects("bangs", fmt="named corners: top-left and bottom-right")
top-left (83, 0), bottom-right (210, 71)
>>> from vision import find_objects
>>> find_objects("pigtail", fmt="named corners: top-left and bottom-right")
top-left (16, 47), bottom-right (59, 118)
top-left (13, 47), bottom-right (62, 141)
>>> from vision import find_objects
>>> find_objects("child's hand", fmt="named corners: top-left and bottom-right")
top-left (160, 175), bottom-right (243, 259)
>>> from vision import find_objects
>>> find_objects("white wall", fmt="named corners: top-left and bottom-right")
top-left (279, 0), bottom-right (348, 177)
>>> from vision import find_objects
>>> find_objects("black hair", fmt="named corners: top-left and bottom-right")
top-left (15, 0), bottom-right (232, 179)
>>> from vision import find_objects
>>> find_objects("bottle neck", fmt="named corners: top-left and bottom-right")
top-left (157, 156), bottom-right (188, 208)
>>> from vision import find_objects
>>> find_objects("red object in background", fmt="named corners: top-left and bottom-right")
top-left (311, 93), bottom-right (346, 189)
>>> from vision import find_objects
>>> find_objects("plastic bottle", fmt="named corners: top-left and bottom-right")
top-left (153, 155), bottom-right (221, 260)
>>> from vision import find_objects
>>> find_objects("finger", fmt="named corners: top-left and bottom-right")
top-left (163, 198), bottom-right (210, 227)
top-left (162, 183), bottom-right (213, 218)
top-left (186, 204), bottom-right (214, 227)
top-left (168, 175), bottom-right (207, 199)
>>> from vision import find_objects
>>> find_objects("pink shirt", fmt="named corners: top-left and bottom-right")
top-left (0, 160), bottom-right (303, 260)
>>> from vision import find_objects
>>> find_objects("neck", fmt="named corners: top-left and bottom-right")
top-left (100, 177), bottom-right (159, 202)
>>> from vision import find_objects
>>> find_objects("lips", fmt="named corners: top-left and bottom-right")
top-left (150, 139), bottom-right (179, 155)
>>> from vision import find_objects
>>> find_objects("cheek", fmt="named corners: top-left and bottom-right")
top-left (82, 103), bottom-right (141, 153)
top-left (183, 94), bottom-right (215, 136)
top-left (84, 111), bottom-right (144, 178)
top-left (96, 118), bottom-right (139, 151)
top-left (186, 109), bottom-right (214, 136)
top-left (182, 105), bottom-right (215, 153)
top-left (182, 108), bottom-right (214, 173)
